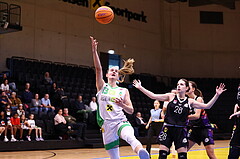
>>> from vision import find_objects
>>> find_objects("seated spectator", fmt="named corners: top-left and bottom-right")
top-left (63, 108), bottom-right (87, 141)
top-left (5, 104), bottom-right (12, 121)
top-left (89, 97), bottom-right (98, 125)
top-left (26, 114), bottom-right (44, 141)
top-left (89, 97), bottom-right (97, 112)
top-left (2, 73), bottom-right (17, 92)
top-left (2, 73), bottom-right (7, 83)
top-left (50, 82), bottom-right (64, 108)
top-left (54, 108), bottom-right (69, 140)
top-left (43, 72), bottom-right (53, 85)
top-left (75, 95), bottom-right (90, 122)
top-left (1, 79), bottom-right (10, 94)
top-left (10, 92), bottom-right (22, 111)
top-left (10, 113), bottom-right (23, 141)
top-left (20, 114), bottom-right (30, 140)
top-left (41, 94), bottom-right (55, 115)
top-left (0, 112), bottom-right (5, 138)
top-left (17, 104), bottom-right (25, 117)
top-left (0, 91), bottom-right (12, 112)
top-left (0, 111), bottom-right (16, 142)
top-left (30, 93), bottom-right (43, 115)
top-left (22, 83), bottom-right (34, 108)
top-left (134, 112), bottom-right (147, 137)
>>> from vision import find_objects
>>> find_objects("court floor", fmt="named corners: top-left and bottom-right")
top-left (0, 140), bottom-right (232, 159)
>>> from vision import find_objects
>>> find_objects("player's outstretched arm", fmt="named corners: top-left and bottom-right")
top-left (133, 79), bottom-right (170, 102)
top-left (90, 36), bottom-right (104, 91)
top-left (229, 111), bottom-right (240, 119)
top-left (191, 83), bottom-right (226, 109)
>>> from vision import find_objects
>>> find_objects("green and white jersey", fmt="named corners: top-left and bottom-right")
top-left (96, 83), bottom-right (127, 126)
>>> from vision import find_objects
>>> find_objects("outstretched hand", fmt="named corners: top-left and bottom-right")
top-left (229, 114), bottom-right (234, 119)
top-left (90, 36), bottom-right (98, 53)
top-left (133, 79), bottom-right (142, 89)
top-left (216, 83), bottom-right (227, 95)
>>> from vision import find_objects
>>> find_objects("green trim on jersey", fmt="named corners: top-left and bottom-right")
top-left (117, 121), bottom-right (132, 136)
top-left (96, 102), bottom-right (104, 127)
top-left (107, 83), bottom-right (119, 89)
top-left (104, 139), bottom-right (119, 150)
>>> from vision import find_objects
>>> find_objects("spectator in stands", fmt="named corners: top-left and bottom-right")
top-left (41, 94), bottom-right (55, 115)
top-left (10, 92), bottom-right (22, 111)
top-left (30, 93), bottom-right (43, 115)
top-left (26, 114), bottom-right (44, 141)
top-left (0, 111), bottom-right (5, 138)
top-left (43, 72), bottom-right (53, 85)
top-left (89, 96), bottom-right (98, 125)
top-left (11, 113), bottom-right (23, 141)
top-left (17, 104), bottom-right (25, 117)
top-left (2, 73), bottom-right (7, 83)
top-left (20, 114), bottom-right (30, 140)
top-left (5, 104), bottom-right (12, 121)
top-left (54, 108), bottom-right (69, 140)
top-left (134, 112), bottom-right (147, 137)
top-left (0, 79), bottom-right (10, 94)
top-left (50, 82), bottom-right (64, 108)
top-left (89, 96), bottom-right (97, 112)
top-left (75, 95), bottom-right (90, 122)
top-left (63, 108), bottom-right (87, 141)
top-left (22, 83), bottom-right (34, 108)
top-left (0, 111), bottom-right (16, 142)
top-left (0, 91), bottom-right (12, 112)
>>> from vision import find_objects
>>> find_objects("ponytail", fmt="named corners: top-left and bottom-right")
top-left (195, 88), bottom-right (203, 98)
top-left (189, 81), bottom-right (203, 98)
top-left (118, 58), bottom-right (135, 83)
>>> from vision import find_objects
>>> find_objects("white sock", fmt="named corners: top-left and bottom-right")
top-left (107, 147), bottom-right (120, 159)
top-left (11, 135), bottom-right (14, 138)
top-left (4, 136), bottom-right (7, 138)
top-left (36, 135), bottom-right (39, 138)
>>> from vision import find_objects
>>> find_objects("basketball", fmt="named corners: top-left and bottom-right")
top-left (95, 6), bottom-right (114, 24)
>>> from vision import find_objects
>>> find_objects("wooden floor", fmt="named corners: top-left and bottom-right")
top-left (0, 140), bottom-right (232, 159)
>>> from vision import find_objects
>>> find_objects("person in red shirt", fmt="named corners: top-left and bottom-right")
top-left (10, 113), bottom-right (23, 141)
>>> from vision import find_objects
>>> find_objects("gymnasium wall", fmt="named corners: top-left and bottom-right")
top-left (160, 1), bottom-right (240, 78)
top-left (0, 0), bottom-right (239, 78)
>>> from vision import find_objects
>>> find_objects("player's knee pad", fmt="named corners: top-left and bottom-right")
top-left (158, 150), bottom-right (168, 159)
top-left (178, 152), bottom-right (187, 159)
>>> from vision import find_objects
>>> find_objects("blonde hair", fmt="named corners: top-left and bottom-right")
top-left (118, 58), bottom-right (135, 83)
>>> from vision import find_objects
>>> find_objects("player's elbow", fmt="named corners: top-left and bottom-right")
top-left (128, 108), bottom-right (134, 114)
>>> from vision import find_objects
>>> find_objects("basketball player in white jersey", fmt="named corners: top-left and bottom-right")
top-left (90, 36), bottom-right (149, 159)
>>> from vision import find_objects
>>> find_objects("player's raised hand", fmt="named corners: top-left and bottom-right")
top-left (216, 83), bottom-right (227, 95)
top-left (133, 79), bottom-right (142, 89)
top-left (90, 36), bottom-right (98, 53)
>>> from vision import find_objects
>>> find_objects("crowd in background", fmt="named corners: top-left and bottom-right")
top-left (0, 72), bottom-right (97, 142)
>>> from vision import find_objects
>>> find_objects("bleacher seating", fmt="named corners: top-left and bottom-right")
top-left (4, 56), bottom-right (240, 141)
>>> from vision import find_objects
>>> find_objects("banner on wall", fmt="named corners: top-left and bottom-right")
top-left (60, 0), bottom-right (147, 23)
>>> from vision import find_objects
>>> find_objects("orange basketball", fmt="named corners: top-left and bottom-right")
top-left (95, 6), bottom-right (114, 24)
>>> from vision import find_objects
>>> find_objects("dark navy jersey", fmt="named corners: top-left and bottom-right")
top-left (189, 97), bottom-right (211, 128)
top-left (236, 116), bottom-right (240, 131)
top-left (164, 95), bottom-right (191, 127)
top-left (189, 109), bottom-right (211, 128)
